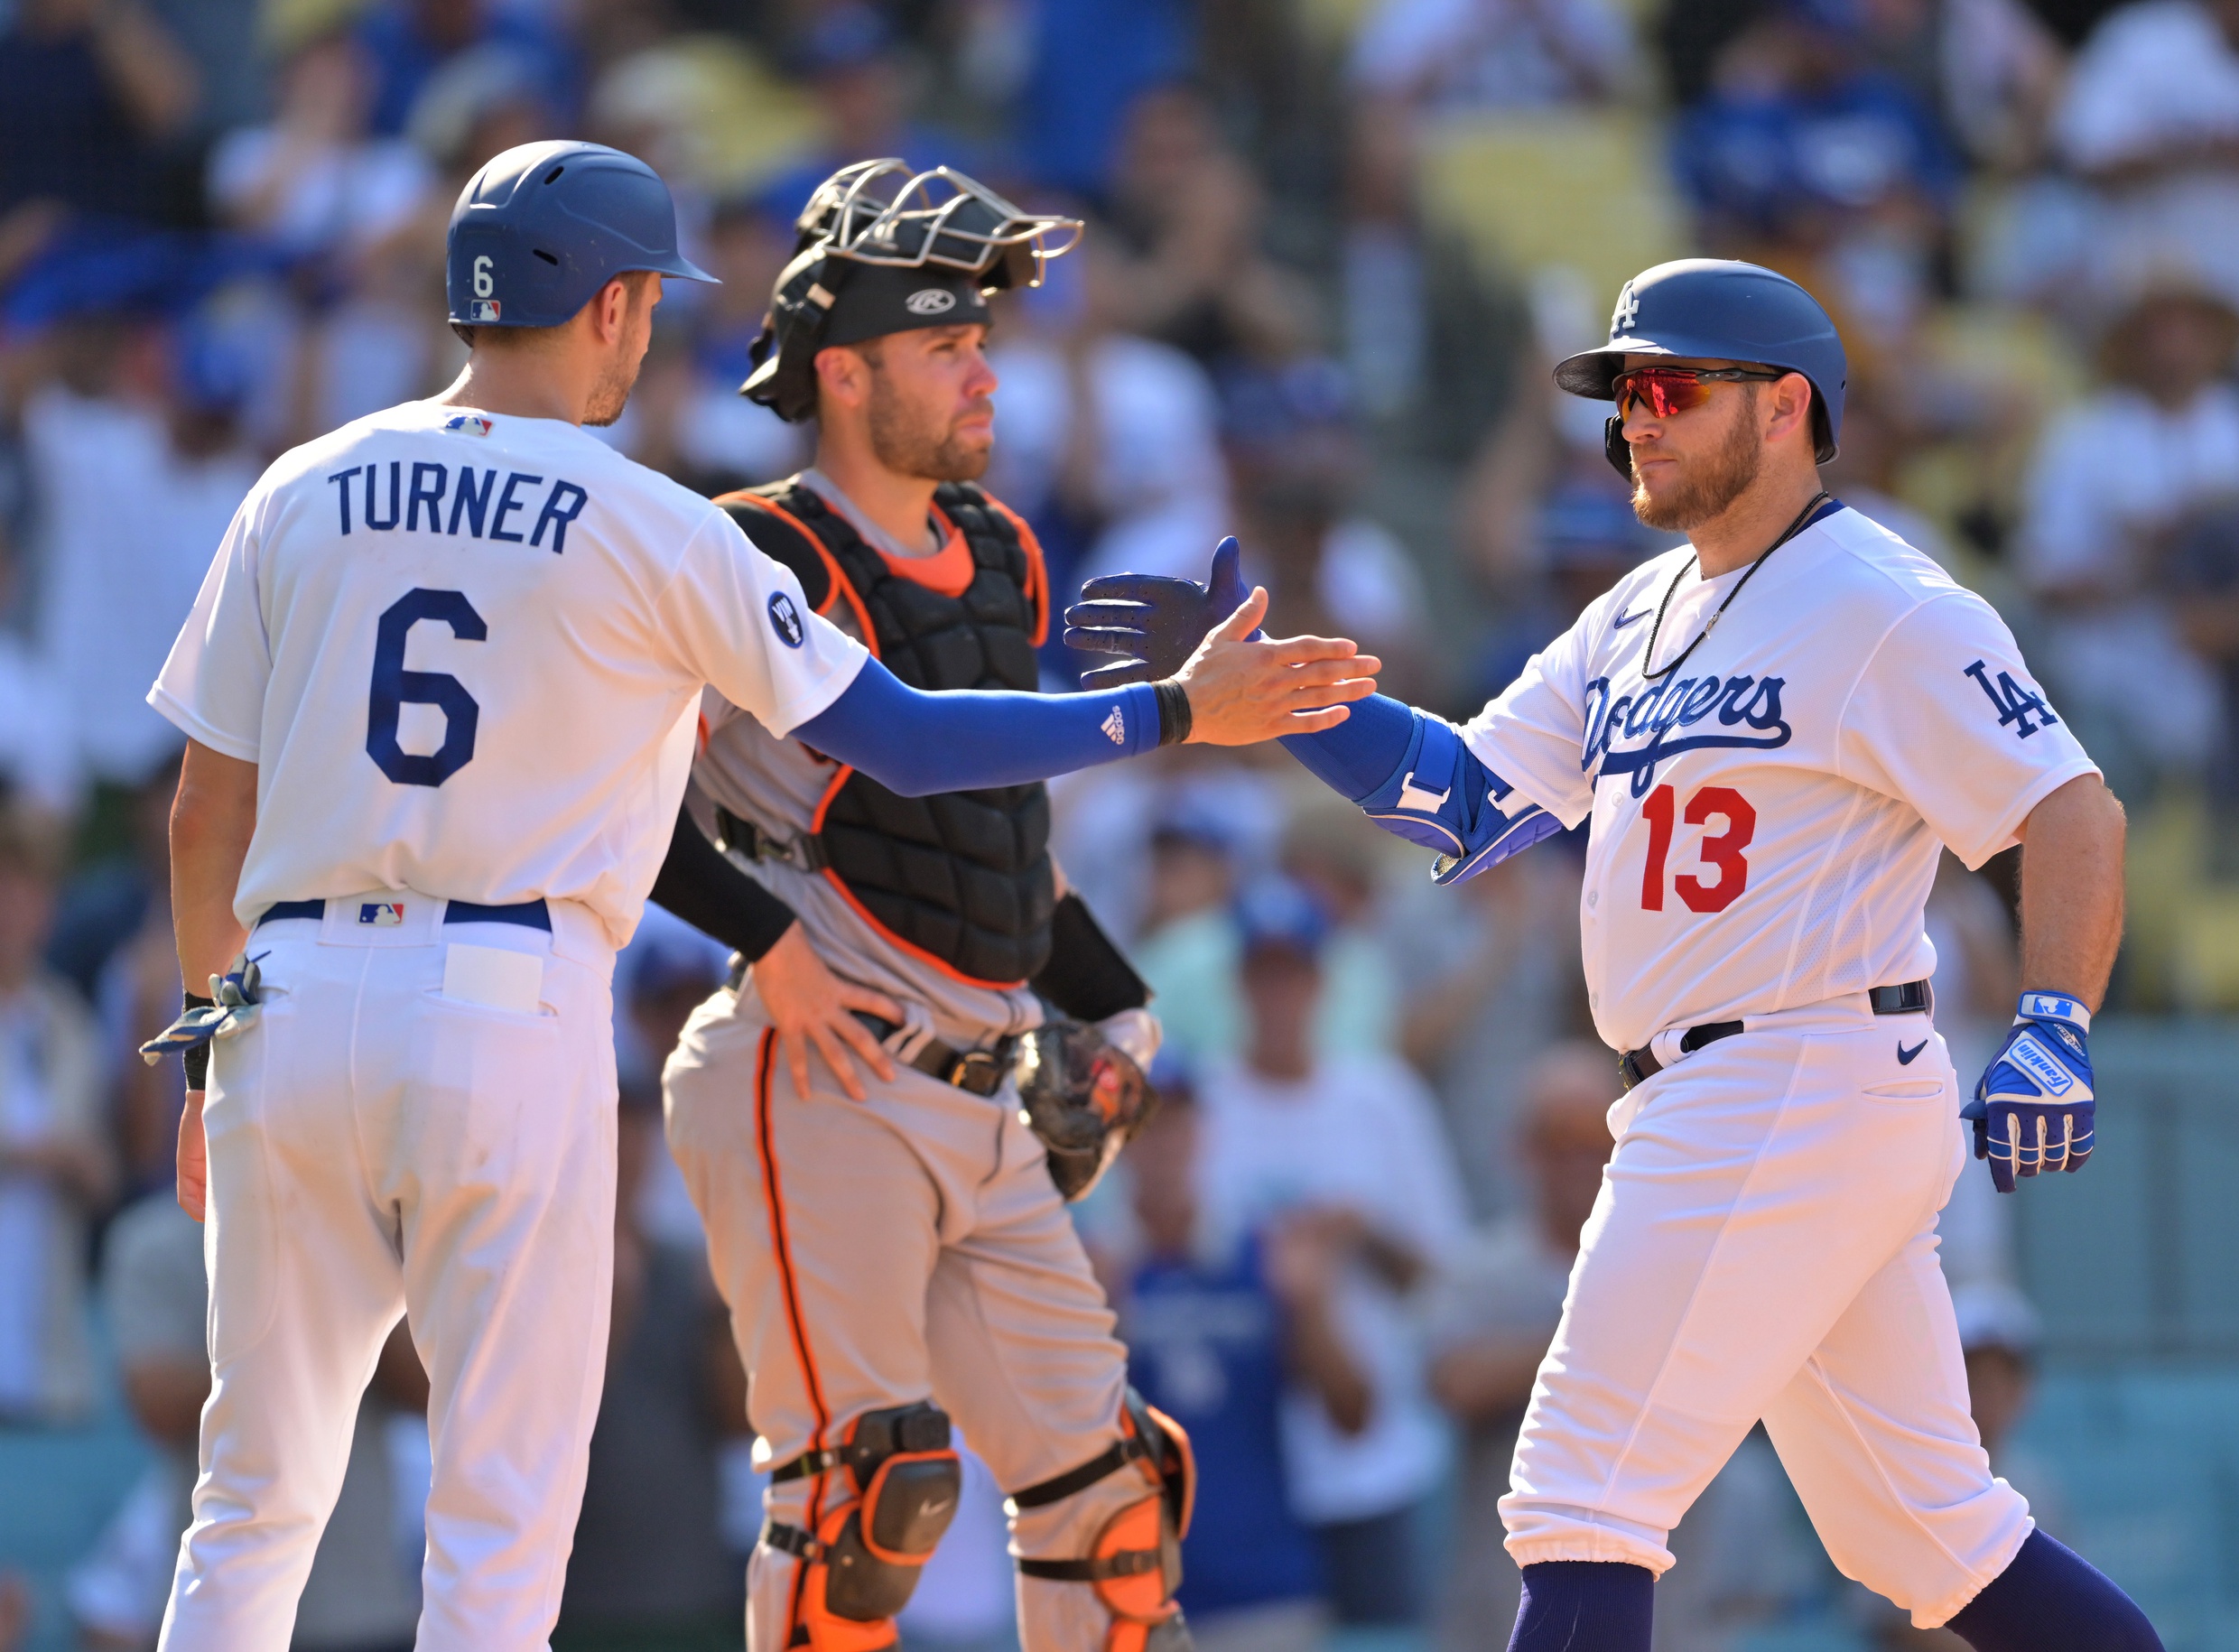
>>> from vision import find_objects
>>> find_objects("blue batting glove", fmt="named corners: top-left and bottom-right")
top-left (139, 955), bottom-right (265, 1065)
top-left (1962, 991), bottom-right (2095, 1193)
top-left (1063, 535), bottom-right (1258, 689)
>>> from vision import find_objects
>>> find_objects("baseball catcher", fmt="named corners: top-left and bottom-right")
top-left (646, 161), bottom-right (1194, 1652)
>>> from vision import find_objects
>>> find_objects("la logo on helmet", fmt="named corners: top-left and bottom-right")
top-left (1612, 283), bottom-right (1640, 335)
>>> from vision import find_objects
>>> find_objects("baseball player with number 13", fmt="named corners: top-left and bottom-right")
top-left (1070, 260), bottom-right (2160, 1652)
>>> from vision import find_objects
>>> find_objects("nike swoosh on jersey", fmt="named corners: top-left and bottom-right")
top-left (1612, 608), bottom-right (1650, 629)
top-left (1897, 1039), bottom-right (1928, 1065)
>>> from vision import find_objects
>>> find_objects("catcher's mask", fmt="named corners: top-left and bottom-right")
top-left (741, 159), bottom-right (1083, 423)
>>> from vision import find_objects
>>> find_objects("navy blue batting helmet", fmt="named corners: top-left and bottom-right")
top-left (1554, 259), bottom-right (1846, 467)
top-left (446, 141), bottom-right (715, 330)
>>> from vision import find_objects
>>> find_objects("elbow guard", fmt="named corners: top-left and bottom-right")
top-left (1358, 713), bottom-right (1564, 886)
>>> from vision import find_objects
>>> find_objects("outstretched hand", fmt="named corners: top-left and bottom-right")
top-left (1065, 535), bottom-right (1257, 688)
top-left (1173, 588), bottom-right (1379, 745)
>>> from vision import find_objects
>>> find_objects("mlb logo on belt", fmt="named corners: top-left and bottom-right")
top-left (359, 902), bottom-right (406, 927)
top-left (444, 413), bottom-right (494, 437)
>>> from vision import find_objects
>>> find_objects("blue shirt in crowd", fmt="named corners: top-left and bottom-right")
top-left (1124, 1235), bottom-right (1324, 1620)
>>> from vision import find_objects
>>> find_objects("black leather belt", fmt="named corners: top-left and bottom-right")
top-left (257, 896), bottom-right (552, 931)
top-left (715, 805), bottom-right (828, 875)
top-left (721, 955), bottom-right (1017, 1097)
top-left (1618, 979), bottom-right (1931, 1091)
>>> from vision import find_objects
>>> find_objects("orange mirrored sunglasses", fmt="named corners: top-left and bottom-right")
top-left (1612, 365), bottom-right (1787, 419)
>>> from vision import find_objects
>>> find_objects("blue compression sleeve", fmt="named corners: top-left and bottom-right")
top-left (1281, 696), bottom-right (1564, 885)
top-left (794, 657), bottom-right (1163, 796)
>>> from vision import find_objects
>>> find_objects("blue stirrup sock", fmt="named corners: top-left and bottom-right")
top-left (1947, 1530), bottom-right (2162, 1652)
top-left (1507, 1561), bottom-right (1655, 1652)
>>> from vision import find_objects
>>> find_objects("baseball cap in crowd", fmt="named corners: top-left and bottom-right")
top-left (1149, 794), bottom-right (1240, 858)
top-left (1232, 875), bottom-right (1331, 961)
top-left (788, 2), bottom-right (897, 77)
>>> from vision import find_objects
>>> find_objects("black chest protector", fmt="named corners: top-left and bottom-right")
top-left (719, 479), bottom-right (1054, 986)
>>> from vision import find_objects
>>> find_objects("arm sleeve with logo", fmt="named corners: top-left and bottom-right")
top-left (148, 487), bottom-right (274, 762)
top-left (1837, 592), bottom-right (2100, 869)
top-left (1454, 603), bottom-right (1603, 829)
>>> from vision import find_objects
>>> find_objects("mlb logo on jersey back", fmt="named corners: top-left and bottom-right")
top-left (443, 413), bottom-right (494, 437)
top-left (359, 902), bottom-right (405, 927)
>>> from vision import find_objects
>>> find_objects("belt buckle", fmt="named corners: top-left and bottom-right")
top-left (947, 1049), bottom-right (1007, 1095)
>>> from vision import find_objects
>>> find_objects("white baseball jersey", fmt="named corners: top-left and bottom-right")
top-left (1463, 504), bottom-right (2096, 1054)
top-left (150, 401), bottom-right (868, 949)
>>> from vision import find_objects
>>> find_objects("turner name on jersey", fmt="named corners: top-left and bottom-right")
top-left (1460, 506), bottom-right (2097, 1053)
top-left (151, 402), bottom-right (867, 949)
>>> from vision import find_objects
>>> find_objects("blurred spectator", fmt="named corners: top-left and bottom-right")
top-left (1672, 1), bottom-right (1960, 344)
top-left (2053, 0), bottom-right (2239, 309)
top-left (0, 590), bottom-right (79, 820)
top-left (989, 232), bottom-right (1231, 645)
top-left (0, 804), bottom-right (113, 1427)
top-left (0, 0), bottom-right (199, 248)
top-left (2015, 274), bottom-right (2239, 798)
top-left (1114, 1063), bottom-right (1330, 1652)
top-left (1465, 484), bottom-right (1664, 704)
top-left (1424, 1043), bottom-right (1610, 1645)
top-left (625, 195), bottom-right (811, 497)
top-left (1101, 85), bottom-right (1320, 371)
top-left (1346, 0), bottom-right (1642, 115)
top-left (1196, 877), bottom-right (1469, 1629)
top-left (145, 0), bottom-right (262, 137)
top-left (1395, 844), bottom-right (1587, 1219)
top-left (612, 906), bottom-right (725, 1245)
top-left (0, 1574), bottom-right (23, 1652)
top-left (1851, 0), bottom-right (2066, 173)
top-left (2170, 501), bottom-right (2239, 865)
top-left (25, 311), bottom-right (258, 787)
top-left (1004, 0), bottom-right (1193, 200)
top-left (69, 1192), bottom-right (428, 1651)
top-left (353, 0), bottom-right (573, 139)
top-left (209, 32), bottom-right (441, 442)
top-left (1133, 798), bottom-right (1402, 1066)
top-left (1426, 1046), bottom-right (1814, 1649)
top-left (552, 1091), bottom-right (742, 1651)
top-left (1219, 358), bottom-right (1438, 700)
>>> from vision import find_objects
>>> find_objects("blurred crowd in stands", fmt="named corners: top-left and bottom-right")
top-left (0, 0), bottom-right (2229, 1646)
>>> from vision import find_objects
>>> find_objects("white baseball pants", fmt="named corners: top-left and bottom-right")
top-left (158, 897), bottom-right (618, 1652)
top-left (664, 983), bottom-right (1144, 1652)
top-left (1500, 1002), bottom-right (2034, 1629)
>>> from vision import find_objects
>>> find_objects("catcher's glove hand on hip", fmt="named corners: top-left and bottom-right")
top-left (1962, 991), bottom-right (2094, 1193)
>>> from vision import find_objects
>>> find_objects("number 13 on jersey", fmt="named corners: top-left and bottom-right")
top-left (1640, 784), bottom-right (1755, 912)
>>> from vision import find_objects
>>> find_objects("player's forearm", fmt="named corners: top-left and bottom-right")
top-left (1429, 1336), bottom-right (1552, 1423)
top-left (648, 805), bottom-right (798, 961)
top-left (1283, 1295), bottom-right (1374, 1435)
top-left (2013, 775), bottom-right (2125, 1012)
top-left (171, 739), bottom-right (257, 991)
top-left (794, 659), bottom-right (1175, 795)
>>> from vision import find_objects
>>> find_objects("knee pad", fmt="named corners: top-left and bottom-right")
top-left (1012, 1389), bottom-right (1196, 1652)
top-left (763, 1401), bottom-right (962, 1652)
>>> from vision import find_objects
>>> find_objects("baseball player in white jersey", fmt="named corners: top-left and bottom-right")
top-left (136, 142), bottom-right (1376, 1652)
top-left (1066, 259), bottom-right (2160, 1652)
top-left (633, 162), bottom-right (1209, 1652)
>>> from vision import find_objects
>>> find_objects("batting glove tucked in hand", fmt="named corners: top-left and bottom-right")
top-left (1962, 992), bottom-right (2095, 1193)
top-left (1063, 535), bottom-right (1259, 689)
top-left (139, 954), bottom-right (265, 1066)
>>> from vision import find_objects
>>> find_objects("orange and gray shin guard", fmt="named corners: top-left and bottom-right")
top-left (762, 1402), bottom-right (962, 1652)
top-left (1012, 1391), bottom-right (1197, 1652)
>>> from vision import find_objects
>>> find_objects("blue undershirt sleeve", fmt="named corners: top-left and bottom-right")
top-left (1282, 695), bottom-right (1563, 885)
top-left (794, 657), bottom-right (1163, 796)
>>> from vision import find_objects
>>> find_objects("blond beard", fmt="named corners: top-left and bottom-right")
top-left (866, 369), bottom-right (991, 482)
top-left (1631, 396), bottom-right (1762, 531)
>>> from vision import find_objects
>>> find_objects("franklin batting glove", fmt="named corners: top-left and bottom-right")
top-left (1064, 535), bottom-right (1257, 689)
top-left (1963, 991), bottom-right (2094, 1193)
top-left (140, 955), bottom-right (265, 1065)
